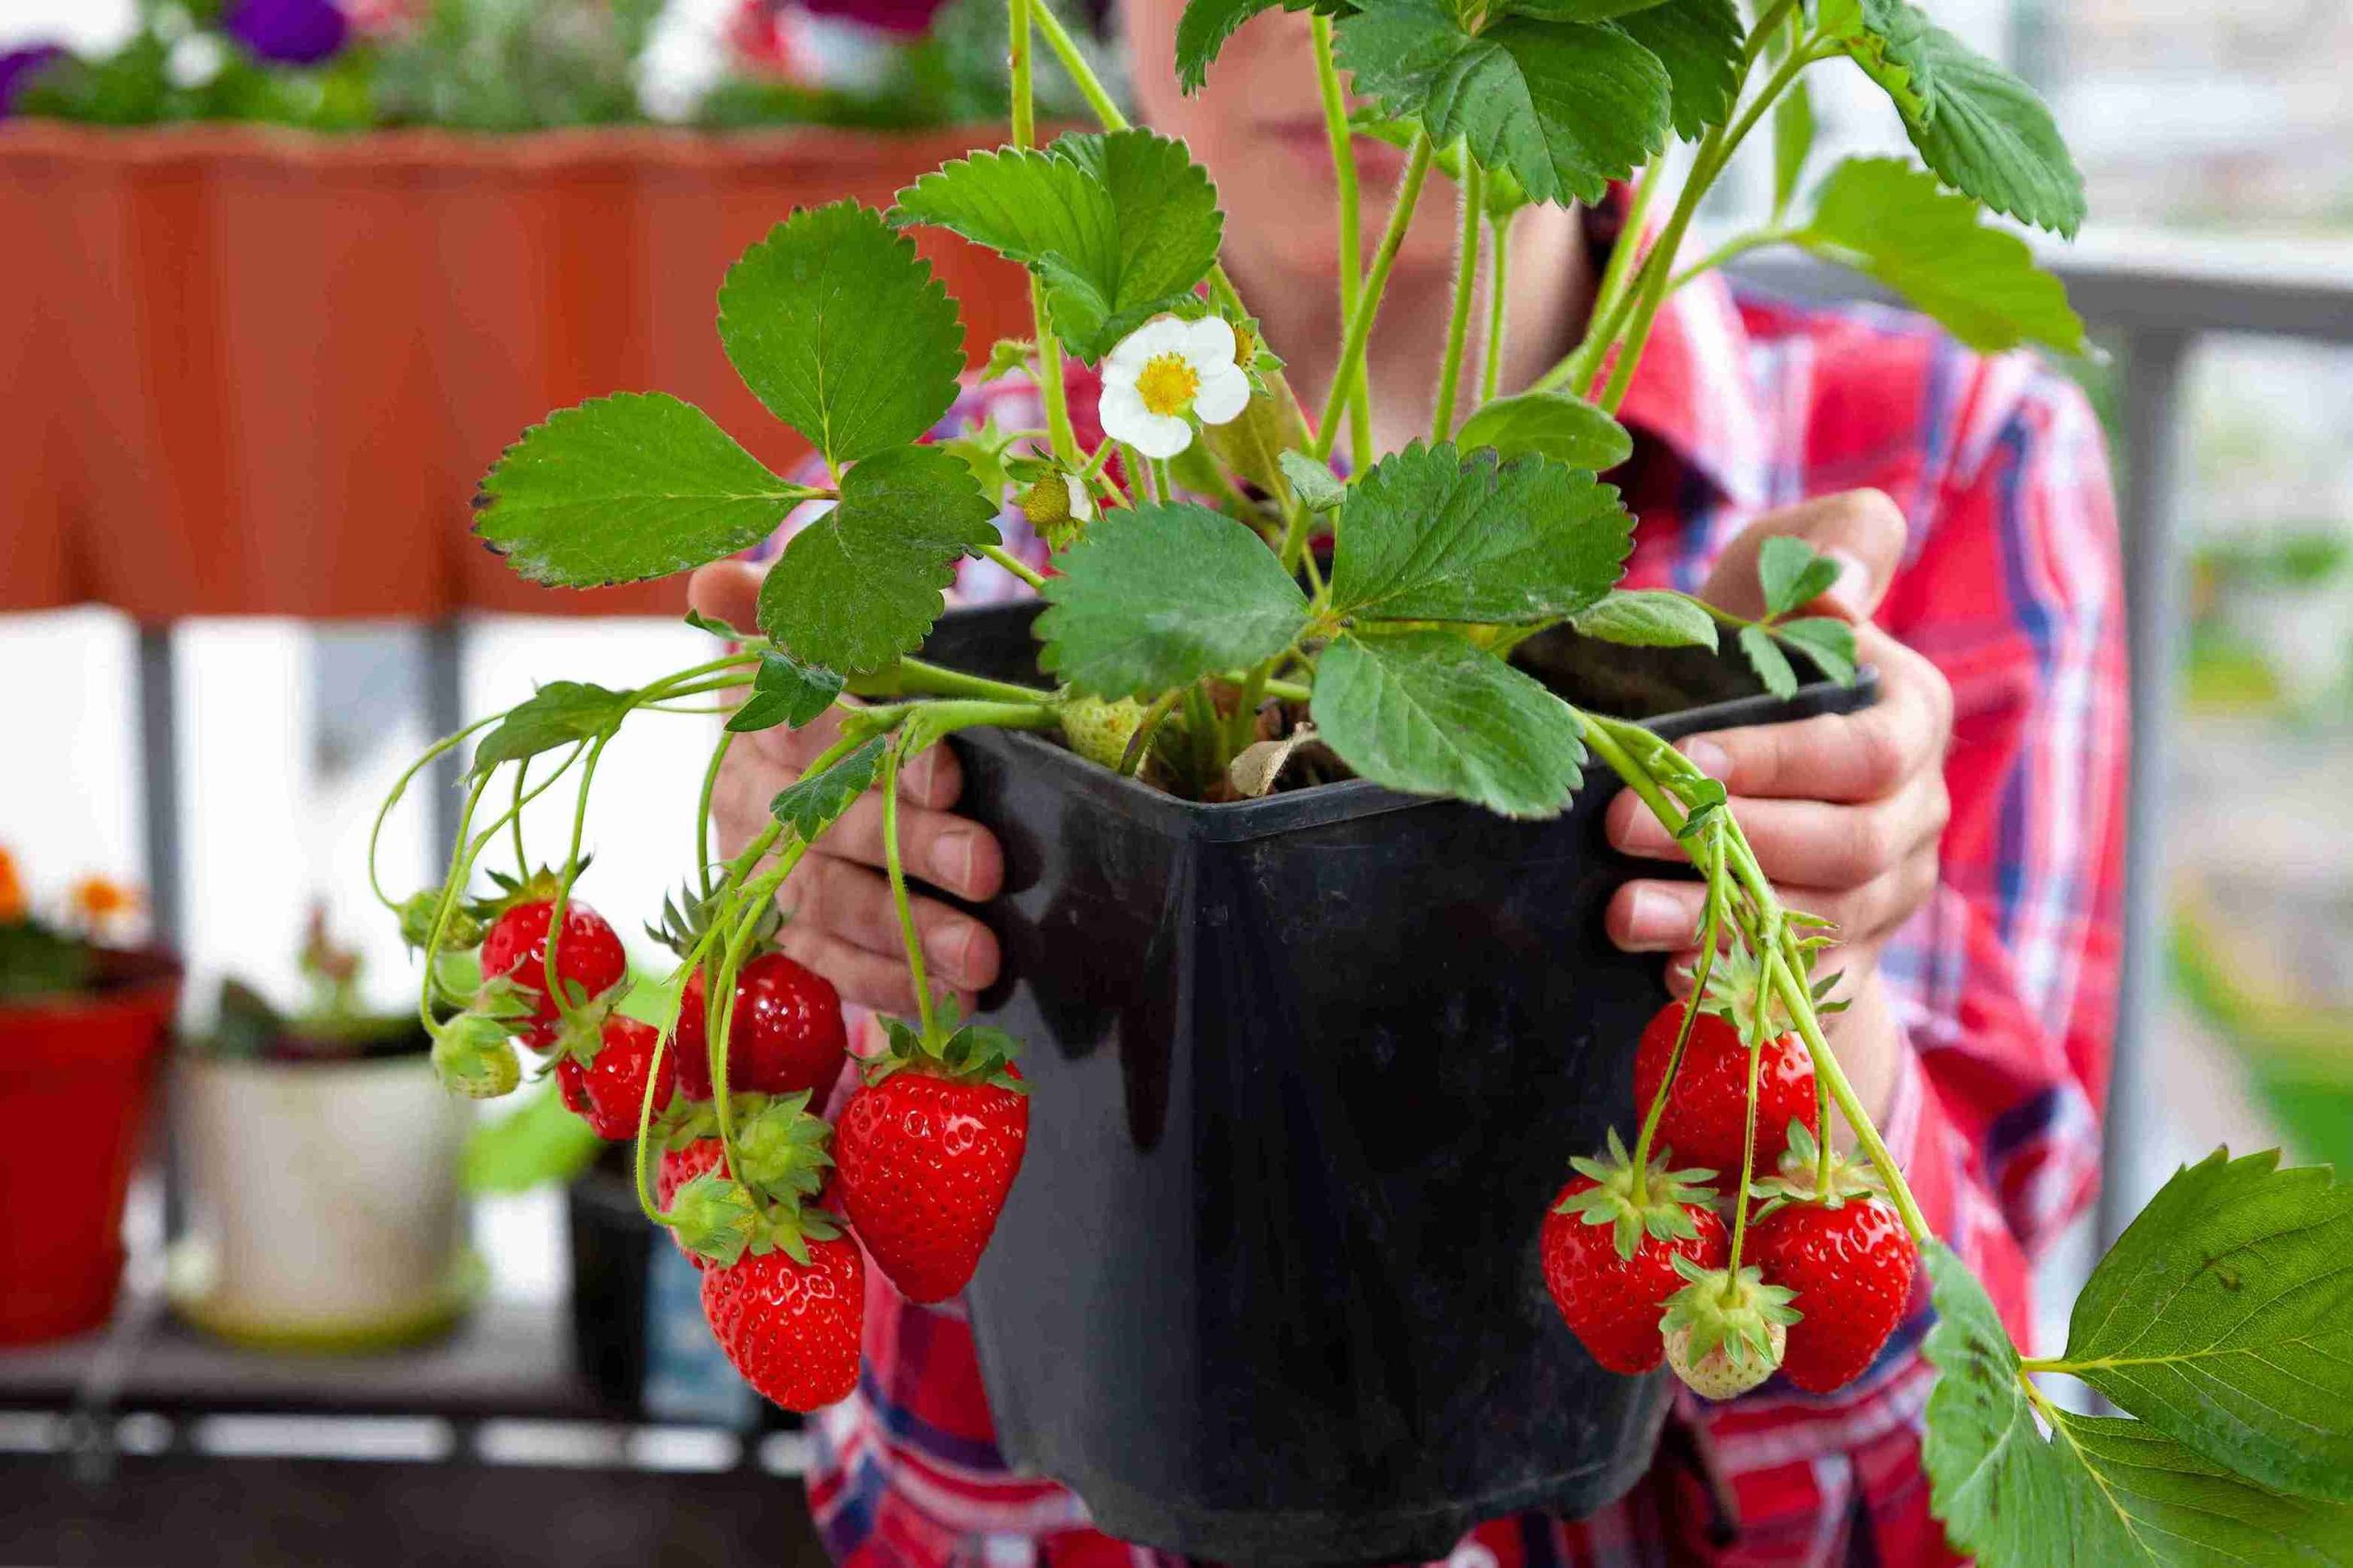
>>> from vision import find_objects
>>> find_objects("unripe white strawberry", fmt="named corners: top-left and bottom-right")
top-left (1060, 696), bottom-right (1150, 772)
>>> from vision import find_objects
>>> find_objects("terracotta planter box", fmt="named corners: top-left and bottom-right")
top-left (0, 122), bottom-right (1033, 621)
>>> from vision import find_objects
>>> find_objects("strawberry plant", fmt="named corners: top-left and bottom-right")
top-left (368, 0), bottom-right (2353, 1557)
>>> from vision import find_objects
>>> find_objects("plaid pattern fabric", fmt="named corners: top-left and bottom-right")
top-left (778, 248), bottom-right (2128, 1568)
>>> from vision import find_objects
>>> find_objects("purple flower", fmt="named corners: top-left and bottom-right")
top-left (223, 0), bottom-right (350, 66)
top-left (0, 43), bottom-right (67, 117)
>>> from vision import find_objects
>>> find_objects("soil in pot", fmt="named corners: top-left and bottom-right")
top-left (916, 604), bottom-right (1877, 1568)
top-left (0, 948), bottom-right (179, 1346)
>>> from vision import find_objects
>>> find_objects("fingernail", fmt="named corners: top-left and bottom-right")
top-left (928, 923), bottom-right (973, 982)
top-left (1626, 885), bottom-right (1680, 946)
top-left (1683, 737), bottom-right (1731, 780)
top-left (1824, 549), bottom-right (1873, 619)
top-left (929, 826), bottom-right (978, 890)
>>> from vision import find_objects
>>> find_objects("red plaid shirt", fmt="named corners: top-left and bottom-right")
top-left (780, 245), bottom-right (2129, 1567)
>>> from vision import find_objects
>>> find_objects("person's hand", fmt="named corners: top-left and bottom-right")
top-left (686, 562), bottom-right (1005, 1017)
top-left (1602, 492), bottom-right (1953, 1117)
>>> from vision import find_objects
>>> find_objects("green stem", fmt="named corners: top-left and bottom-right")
top-left (416, 775), bottom-right (491, 1036)
top-left (1029, 0), bottom-right (1122, 133)
top-left (1123, 687), bottom-right (1184, 778)
top-left (1311, 13), bottom-right (1372, 473)
top-left (1626, 829), bottom-right (1723, 1205)
top-left (1009, 0), bottom-right (1082, 468)
top-left (1574, 709), bottom-right (1934, 1250)
top-left (1668, 226), bottom-right (1798, 293)
top-left (1152, 457), bottom-right (1175, 505)
top-left (981, 540), bottom-right (1049, 590)
top-left (849, 657), bottom-right (1048, 706)
top-left (367, 714), bottom-right (501, 911)
top-left (881, 736), bottom-right (940, 1043)
top-left (1480, 211), bottom-right (1511, 405)
top-left (1598, 42), bottom-right (1815, 415)
top-left (1534, 156), bottom-right (1663, 398)
top-left (509, 758), bottom-right (529, 874)
top-left (540, 735), bottom-right (610, 1034)
top-left (695, 730), bottom-right (735, 902)
top-left (1312, 131), bottom-right (1436, 464)
top-left (1431, 144), bottom-right (1484, 441)
top-left (1727, 930), bottom-right (1788, 1280)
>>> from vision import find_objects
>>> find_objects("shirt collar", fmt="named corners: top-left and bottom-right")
top-left (1583, 199), bottom-right (1772, 511)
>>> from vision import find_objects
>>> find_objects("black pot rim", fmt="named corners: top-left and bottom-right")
top-left (961, 667), bottom-right (1881, 845)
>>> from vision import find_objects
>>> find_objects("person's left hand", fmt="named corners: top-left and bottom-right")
top-left (1602, 492), bottom-right (1953, 1114)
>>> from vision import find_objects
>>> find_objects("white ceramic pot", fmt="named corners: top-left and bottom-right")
top-left (171, 1053), bottom-right (474, 1350)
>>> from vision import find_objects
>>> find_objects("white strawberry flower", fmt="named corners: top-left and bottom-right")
top-left (1097, 315), bottom-right (1252, 460)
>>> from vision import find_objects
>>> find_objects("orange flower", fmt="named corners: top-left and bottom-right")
top-left (70, 875), bottom-right (142, 929)
top-left (0, 848), bottom-right (24, 924)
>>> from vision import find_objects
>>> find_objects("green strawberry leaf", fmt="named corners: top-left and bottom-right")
top-left (1922, 1243), bottom-right (2353, 1565)
top-left (1036, 502), bottom-right (1311, 699)
top-left (726, 651), bottom-right (846, 735)
top-left (1491, 0), bottom-right (1667, 18)
top-left (1572, 589), bottom-right (1719, 652)
top-left (470, 682), bottom-right (637, 777)
top-left (1455, 390), bottom-right (1633, 471)
top-left (1176, 0), bottom-right (1288, 91)
top-left (2056, 1149), bottom-right (2353, 1503)
top-left (472, 392), bottom-right (814, 588)
top-left (1336, 0), bottom-right (1671, 208)
top-left (1758, 534), bottom-right (1843, 619)
top-left (1828, 0), bottom-right (2085, 238)
top-left (716, 202), bottom-right (966, 468)
top-left (1330, 441), bottom-right (1632, 625)
top-left (768, 734), bottom-right (887, 841)
top-left (1739, 623), bottom-right (1799, 699)
top-left (892, 131), bottom-right (1224, 362)
top-left (1279, 449), bottom-right (1348, 513)
top-left (1311, 630), bottom-right (1586, 818)
top-left (1773, 618), bottom-right (1859, 685)
top-left (1614, 0), bottom-right (1743, 140)
top-left (756, 444), bottom-right (999, 675)
top-left (1801, 158), bottom-right (2087, 356)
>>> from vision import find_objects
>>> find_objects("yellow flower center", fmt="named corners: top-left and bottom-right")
top-left (1135, 352), bottom-right (1200, 418)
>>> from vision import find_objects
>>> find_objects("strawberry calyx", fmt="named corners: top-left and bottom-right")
top-left (1747, 1120), bottom-right (1886, 1216)
top-left (1660, 1255), bottom-right (1800, 1398)
top-left (662, 1091), bottom-right (835, 1207)
top-left (481, 861), bottom-right (591, 915)
top-left (430, 1010), bottom-right (521, 1098)
top-left (1691, 943), bottom-right (1792, 1045)
top-left (646, 877), bottom-right (780, 963)
top-left (865, 1007), bottom-right (1027, 1094)
top-left (1558, 1128), bottom-right (1720, 1261)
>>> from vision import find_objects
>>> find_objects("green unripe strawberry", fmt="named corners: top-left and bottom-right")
top-left (431, 1012), bottom-right (520, 1098)
top-left (1060, 696), bottom-right (1151, 772)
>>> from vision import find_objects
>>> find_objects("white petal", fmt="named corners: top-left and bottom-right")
top-left (1098, 380), bottom-right (1155, 447)
top-left (1129, 413), bottom-right (1194, 460)
top-left (1191, 364), bottom-right (1252, 426)
top-left (1105, 315), bottom-right (1188, 381)
top-left (1176, 315), bottom-right (1238, 372)
top-left (1062, 473), bottom-right (1095, 522)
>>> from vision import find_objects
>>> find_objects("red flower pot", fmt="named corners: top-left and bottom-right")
top-left (0, 949), bottom-right (179, 1345)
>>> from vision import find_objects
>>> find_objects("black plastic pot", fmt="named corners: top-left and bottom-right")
top-left (918, 605), bottom-right (1878, 1567)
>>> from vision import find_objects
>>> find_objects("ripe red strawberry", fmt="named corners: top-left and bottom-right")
top-left (834, 1023), bottom-right (1029, 1304)
top-left (673, 952), bottom-right (847, 1106)
top-left (480, 893), bottom-right (627, 1051)
top-left (1632, 998), bottom-right (1816, 1180)
top-left (700, 1231), bottom-right (865, 1412)
top-left (1749, 1140), bottom-right (1919, 1393)
top-left (555, 1015), bottom-right (676, 1140)
top-left (1540, 1130), bottom-right (1729, 1375)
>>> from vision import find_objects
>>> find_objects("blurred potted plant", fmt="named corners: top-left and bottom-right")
top-left (170, 908), bottom-right (476, 1349)
top-left (0, 852), bottom-right (175, 1345)
top-left (0, 0), bottom-right (1061, 621)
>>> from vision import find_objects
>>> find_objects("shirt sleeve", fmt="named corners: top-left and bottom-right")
top-left (1876, 358), bottom-right (2130, 1311)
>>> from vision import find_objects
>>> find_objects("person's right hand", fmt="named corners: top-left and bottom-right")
top-left (688, 562), bottom-right (1006, 1017)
